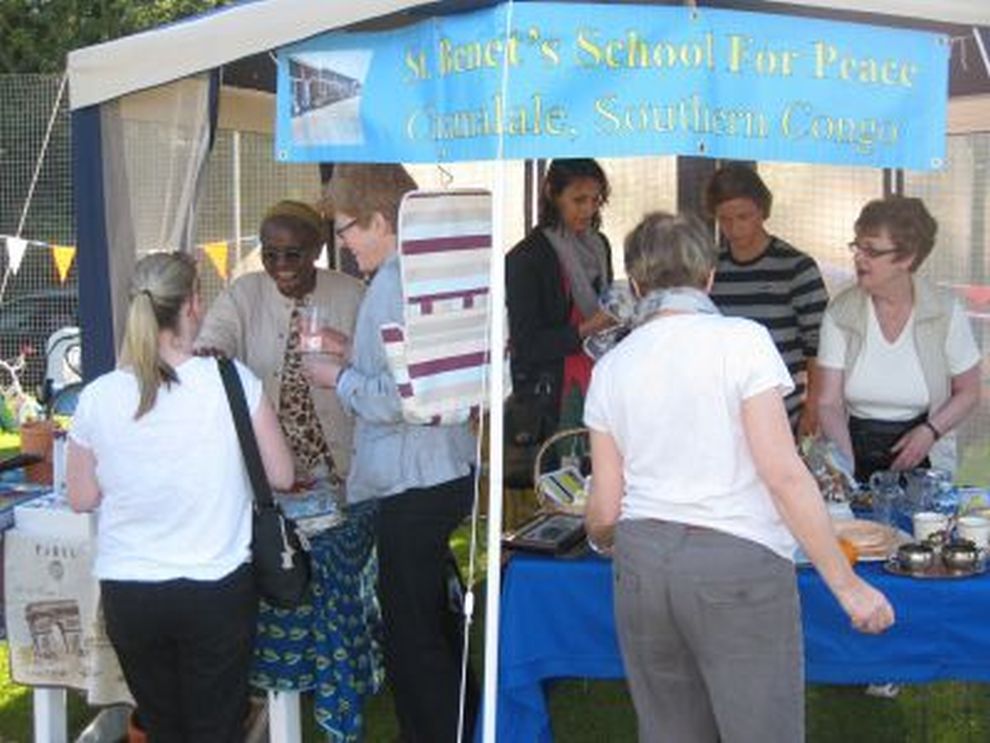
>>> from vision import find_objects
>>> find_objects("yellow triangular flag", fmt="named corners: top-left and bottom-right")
top-left (51, 244), bottom-right (76, 284)
top-left (203, 241), bottom-right (229, 281)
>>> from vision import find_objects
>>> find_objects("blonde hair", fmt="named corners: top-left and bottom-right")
top-left (323, 163), bottom-right (418, 232)
top-left (120, 252), bottom-right (197, 419)
top-left (624, 212), bottom-right (718, 293)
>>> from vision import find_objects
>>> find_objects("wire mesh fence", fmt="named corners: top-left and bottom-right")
top-left (906, 134), bottom-right (990, 483)
top-left (0, 72), bottom-right (987, 479)
top-left (0, 74), bottom-right (75, 393)
top-left (193, 128), bottom-right (323, 307)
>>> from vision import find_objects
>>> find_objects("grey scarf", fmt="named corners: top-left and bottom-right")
top-left (632, 287), bottom-right (720, 326)
top-left (543, 226), bottom-right (609, 319)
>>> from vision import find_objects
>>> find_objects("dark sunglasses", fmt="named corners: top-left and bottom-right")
top-left (261, 245), bottom-right (311, 264)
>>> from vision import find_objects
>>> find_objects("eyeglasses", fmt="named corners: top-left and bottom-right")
top-left (261, 245), bottom-right (309, 265)
top-left (334, 217), bottom-right (359, 239)
top-left (847, 240), bottom-right (901, 260)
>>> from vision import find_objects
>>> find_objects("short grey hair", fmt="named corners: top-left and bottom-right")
top-left (624, 212), bottom-right (718, 293)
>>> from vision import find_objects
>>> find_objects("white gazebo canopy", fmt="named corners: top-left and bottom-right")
top-left (68, 0), bottom-right (990, 110)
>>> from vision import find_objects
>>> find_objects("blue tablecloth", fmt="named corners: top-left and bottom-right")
top-left (494, 552), bottom-right (990, 743)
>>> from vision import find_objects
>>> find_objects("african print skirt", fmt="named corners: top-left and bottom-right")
top-left (250, 500), bottom-right (383, 742)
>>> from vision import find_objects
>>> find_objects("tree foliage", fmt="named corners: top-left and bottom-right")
top-left (0, 0), bottom-right (230, 73)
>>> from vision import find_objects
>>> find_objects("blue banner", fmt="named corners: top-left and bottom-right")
top-left (275, 3), bottom-right (948, 169)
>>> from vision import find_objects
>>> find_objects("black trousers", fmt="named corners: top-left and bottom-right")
top-left (101, 563), bottom-right (257, 743)
top-left (377, 474), bottom-right (478, 743)
top-left (849, 412), bottom-right (931, 483)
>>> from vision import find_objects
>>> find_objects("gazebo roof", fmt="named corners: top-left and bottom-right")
top-left (67, 0), bottom-right (990, 110)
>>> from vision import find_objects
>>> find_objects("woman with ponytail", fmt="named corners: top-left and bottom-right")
top-left (67, 251), bottom-right (293, 742)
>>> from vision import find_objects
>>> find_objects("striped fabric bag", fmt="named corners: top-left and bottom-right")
top-left (381, 189), bottom-right (506, 425)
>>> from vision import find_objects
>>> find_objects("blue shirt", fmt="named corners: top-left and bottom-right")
top-left (336, 253), bottom-right (476, 501)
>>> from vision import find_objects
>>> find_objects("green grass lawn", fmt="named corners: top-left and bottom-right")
top-left (3, 637), bottom-right (989, 742)
top-left (547, 679), bottom-right (990, 742)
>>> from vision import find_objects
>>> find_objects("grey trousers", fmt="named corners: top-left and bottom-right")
top-left (613, 519), bottom-right (804, 743)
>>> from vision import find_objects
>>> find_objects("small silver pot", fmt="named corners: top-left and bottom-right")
top-left (897, 543), bottom-right (935, 572)
top-left (942, 541), bottom-right (980, 571)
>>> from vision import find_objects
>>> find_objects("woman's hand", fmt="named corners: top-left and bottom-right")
top-left (316, 328), bottom-right (352, 359)
top-left (301, 354), bottom-right (345, 388)
top-left (889, 425), bottom-right (936, 470)
top-left (578, 309), bottom-right (617, 340)
top-left (742, 386), bottom-right (893, 635)
top-left (796, 404), bottom-right (819, 439)
top-left (817, 368), bottom-right (855, 464)
top-left (798, 361), bottom-right (822, 438)
top-left (835, 578), bottom-right (896, 634)
top-left (891, 365), bottom-right (982, 471)
top-left (586, 430), bottom-right (623, 552)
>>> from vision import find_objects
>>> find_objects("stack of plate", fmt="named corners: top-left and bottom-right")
top-left (833, 519), bottom-right (903, 560)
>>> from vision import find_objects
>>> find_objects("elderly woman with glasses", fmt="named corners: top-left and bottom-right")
top-left (304, 164), bottom-right (479, 743)
top-left (817, 196), bottom-right (981, 483)
top-left (195, 200), bottom-right (382, 743)
top-left (584, 212), bottom-right (893, 743)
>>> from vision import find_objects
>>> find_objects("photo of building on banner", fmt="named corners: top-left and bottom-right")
top-left (274, 3), bottom-right (949, 169)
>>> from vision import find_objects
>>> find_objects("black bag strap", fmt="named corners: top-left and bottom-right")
top-left (217, 357), bottom-right (276, 509)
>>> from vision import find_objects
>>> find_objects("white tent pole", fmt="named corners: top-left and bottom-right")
top-left (482, 2), bottom-right (515, 740)
top-left (232, 130), bottom-right (243, 269)
top-left (482, 163), bottom-right (507, 743)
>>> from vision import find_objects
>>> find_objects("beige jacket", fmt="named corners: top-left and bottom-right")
top-left (196, 270), bottom-right (365, 476)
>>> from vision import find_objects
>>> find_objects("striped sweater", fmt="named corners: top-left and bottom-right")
top-left (710, 236), bottom-right (828, 424)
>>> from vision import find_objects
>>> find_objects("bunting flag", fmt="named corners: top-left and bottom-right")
top-left (4, 236), bottom-right (28, 275)
top-left (1, 235), bottom-right (243, 284)
top-left (203, 240), bottom-right (229, 280)
top-left (51, 244), bottom-right (76, 284)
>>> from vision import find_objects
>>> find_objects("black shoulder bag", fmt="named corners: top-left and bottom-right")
top-left (217, 357), bottom-right (311, 609)
top-left (504, 372), bottom-right (558, 489)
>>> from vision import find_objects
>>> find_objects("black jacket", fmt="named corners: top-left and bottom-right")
top-left (505, 228), bottom-right (612, 413)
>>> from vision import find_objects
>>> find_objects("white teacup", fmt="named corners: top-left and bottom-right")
top-left (913, 511), bottom-right (948, 542)
top-left (957, 515), bottom-right (990, 548)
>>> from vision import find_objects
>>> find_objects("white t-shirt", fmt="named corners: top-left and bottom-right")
top-left (584, 314), bottom-right (797, 559)
top-left (818, 299), bottom-right (980, 421)
top-left (70, 357), bottom-right (263, 582)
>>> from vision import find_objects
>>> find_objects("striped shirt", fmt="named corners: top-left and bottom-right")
top-left (710, 236), bottom-right (828, 424)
